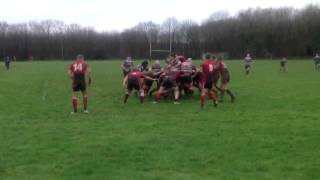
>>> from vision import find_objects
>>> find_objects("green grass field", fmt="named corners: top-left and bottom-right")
top-left (0, 60), bottom-right (319, 180)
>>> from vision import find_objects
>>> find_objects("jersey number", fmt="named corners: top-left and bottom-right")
top-left (209, 64), bottom-right (214, 72)
top-left (73, 63), bottom-right (83, 72)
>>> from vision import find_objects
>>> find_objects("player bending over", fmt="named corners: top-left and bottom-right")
top-left (69, 54), bottom-right (92, 114)
top-left (123, 69), bottom-right (156, 104)
top-left (154, 65), bottom-right (180, 104)
top-left (179, 58), bottom-right (196, 95)
top-left (243, 53), bottom-right (253, 75)
top-left (200, 54), bottom-right (218, 108)
top-left (146, 60), bottom-right (163, 96)
top-left (314, 54), bottom-right (320, 71)
top-left (280, 57), bottom-right (288, 72)
top-left (217, 57), bottom-right (235, 103)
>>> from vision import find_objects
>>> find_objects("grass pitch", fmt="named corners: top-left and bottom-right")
top-left (0, 60), bottom-right (319, 180)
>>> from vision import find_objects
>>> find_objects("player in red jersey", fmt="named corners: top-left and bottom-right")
top-left (200, 53), bottom-right (218, 108)
top-left (217, 57), bottom-right (235, 103)
top-left (123, 68), bottom-right (156, 104)
top-left (154, 65), bottom-right (180, 104)
top-left (68, 54), bottom-right (92, 114)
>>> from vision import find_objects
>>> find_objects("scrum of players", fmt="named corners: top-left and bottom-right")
top-left (121, 53), bottom-right (236, 108)
top-left (66, 53), bottom-right (320, 113)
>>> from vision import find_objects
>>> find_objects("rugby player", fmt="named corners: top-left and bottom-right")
top-left (200, 53), bottom-right (218, 108)
top-left (179, 58), bottom-right (196, 95)
top-left (243, 53), bottom-right (253, 75)
top-left (4, 56), bottom-right (11, 70)
top-left (68, 54), bottom-right (92, 114)
top-left (280, 57), bottom-right (288, 72)
top-left (217, 57), bottom-right (235, 103)
top-left (121, 56), bottom-right (134, 77)
top-left (154, 65), bottom-right (180, 104)
top-left (123, 68), bottom-right (156, 104)
top-left (314, 53), bottom-right (320, 71)
top-left (140, 60), bottom-right (149, 72)
top-left (147, 60), bottom-right (163, 96)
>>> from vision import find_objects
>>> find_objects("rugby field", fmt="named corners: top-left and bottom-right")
top-left (0, 60), bottom-right (319, 180)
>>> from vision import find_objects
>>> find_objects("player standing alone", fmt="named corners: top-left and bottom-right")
top-left (243, 53), bottom-right (253, 75)
top-left (68, 54), bottom-right (92, 114)
top-left (200, 53), bottom-right (218, 108)
top-left (280, 57), bottom-right (288, 72)
top-left (314, 53), bottom-right (320, 71)
top-left (4, 56), bottom-right (11, 70)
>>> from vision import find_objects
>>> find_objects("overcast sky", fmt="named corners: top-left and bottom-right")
top-left (0, 0), bottom-right (319, 31)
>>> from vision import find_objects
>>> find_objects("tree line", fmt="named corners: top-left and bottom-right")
top-left (0, 4), bottom-right (319, 60)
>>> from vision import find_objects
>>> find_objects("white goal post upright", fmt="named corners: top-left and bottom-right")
top-left (148, 27), bottom-right (173, 59)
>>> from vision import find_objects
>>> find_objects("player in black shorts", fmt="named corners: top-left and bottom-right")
top-left (69, 55), bottom-right (92, 114)
top-left (280, 57), bottom-right (288, 72)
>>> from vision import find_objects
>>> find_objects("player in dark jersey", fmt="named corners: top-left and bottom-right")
top-left (154, 65), bottom-right (180, 104)
top-left (4, 56), bottom-right (11, 70)
top-left (314, 54), bottom-right (320, 71)
top-left (68, 54), bottom-right (92, 114)
top-left (217, 57), bottom-right (235, 103)
top-left (280, 57), bottom-right (288, 72)
top-left (140, 60), bottom-right (149, 72)
top-left (123, 69), bottom-right (156, 104)
top-left (121, 56), bottom-right (134, 77)
top-left (200, 53), bottom-right (218, 108)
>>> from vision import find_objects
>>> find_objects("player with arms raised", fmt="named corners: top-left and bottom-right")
top-left (200, 53), bottom-right (218, 108)
top-left (68, 54), bottom-right (92, 114)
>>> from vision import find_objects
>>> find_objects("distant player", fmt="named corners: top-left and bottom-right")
top-left (68, 54), bottom-right (92, 114)
top-left (154, 65), bottom-right (180, 104)
top-left (243, 53), bottom-right (253, 75)
top-left (4, 56), bottom-right (11, 70)
top-left (280, 57), bottom-right (288, 72)
top-left (121, 56), bottom-right (134, 77)
top-left (217, 57), bottom-right (235, 103)
top-left (314, 53), bottom-right (320, 71)
top-left (200, 53), bottom-right (218, 108)
top-left (123, 68), bottom-right (155, 104)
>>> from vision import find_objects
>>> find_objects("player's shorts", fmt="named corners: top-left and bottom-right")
top-left (203, 76), bottom-right (214, 90)
top-left (281, 62), bottom-right (286, 67)
top-left (127, 77), bottom-right (140, 91)
top-left (180, 75), bottom-right (192, 84)
top-left (73, 76), bottom-right (86, 92)
top-left (162, 78), bottom-right (176, 89)
top-left (245, 64), bottom-right (251, 70)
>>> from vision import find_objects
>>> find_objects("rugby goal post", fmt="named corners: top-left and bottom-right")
top-left (148, 29), bottom-right (172, 59)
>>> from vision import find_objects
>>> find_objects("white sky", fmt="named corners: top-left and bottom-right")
top-left (0, 0), bottom-right (319, 31)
